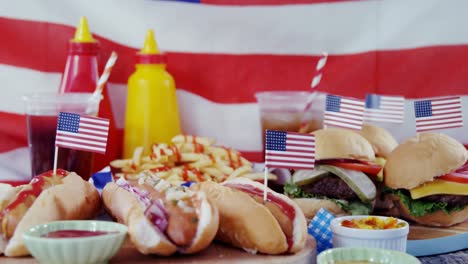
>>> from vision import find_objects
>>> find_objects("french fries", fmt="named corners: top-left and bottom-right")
top-left (110, 135), bottom-right (276, 185)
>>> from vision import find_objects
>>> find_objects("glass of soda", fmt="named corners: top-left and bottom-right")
top-left (255, 91), bottom-right (311, 151)
top-left (23, 93), bottom-right (101, 180)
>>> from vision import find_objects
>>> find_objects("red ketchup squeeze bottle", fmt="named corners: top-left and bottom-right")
top-left (56, 17), bottom-right (120, 175)
top-left (58, 16), bottom-right (99, 93)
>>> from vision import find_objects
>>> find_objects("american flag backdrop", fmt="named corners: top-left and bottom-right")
top-left (414, 97), bottom-right (463, 133)
top-left (56, 112), bottom-right (110, 154)
top-left (1, 0), bottom-right (468, 181)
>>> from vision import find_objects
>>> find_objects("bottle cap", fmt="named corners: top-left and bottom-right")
top-left (136, 29), bottom-right (165, 64)
top-left (72, 17), bottom-right (97, 43)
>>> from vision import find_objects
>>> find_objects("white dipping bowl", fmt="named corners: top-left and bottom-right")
top-left (330, 215), bottom-right (409, 252)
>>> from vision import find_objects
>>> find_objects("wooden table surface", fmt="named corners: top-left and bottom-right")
top-left (0, 236), bottom-right (317, 264)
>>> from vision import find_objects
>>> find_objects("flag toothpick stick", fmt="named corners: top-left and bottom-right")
top-left (52, 146), bottom-right (58, 175)
top-left (263, 166), bottom-right (268, 203)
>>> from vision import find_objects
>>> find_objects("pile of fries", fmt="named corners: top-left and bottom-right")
top-left (110, 135), bottom-right (275, 185)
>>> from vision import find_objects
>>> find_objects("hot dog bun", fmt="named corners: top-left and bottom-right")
top-left (196, 181), bottom-right (288, 254)
top-left (0, 184), bottom-right (17, 255)
top-left (0, 172), bottom-right (100, 256)
top-left (196, 178), bottom-right (308, 254)
top-left (0, 184), bottom-right (17, 212)
top-left (102, 178), bottom-right (219, 255)
top-left (102, 182), bottom-right (177, 256)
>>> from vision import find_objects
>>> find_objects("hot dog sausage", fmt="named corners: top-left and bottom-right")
top-left (132, 183), bottom-right (199, 247)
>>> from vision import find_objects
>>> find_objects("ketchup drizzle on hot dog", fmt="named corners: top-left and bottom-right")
top-left (0, 169), bottom-right (68, 218)
top-left (224, 183), bottom-right (296, 249)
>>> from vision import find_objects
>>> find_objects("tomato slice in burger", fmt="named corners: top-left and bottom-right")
top-left (316, 159), bottom-right (382, 175)
top-left (439, 172), bottom-right (468, 184)
top-left (330, 162), bottom-right (382, 175)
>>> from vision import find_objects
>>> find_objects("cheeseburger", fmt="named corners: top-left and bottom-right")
top-left (285, 128), bottom-right (382, 218)
top-left (384, 133), bottom-right (468, 227)
top-left (359, 124), bottom-right (398, 180)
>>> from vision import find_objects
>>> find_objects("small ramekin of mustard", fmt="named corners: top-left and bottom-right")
top-left (330, 215), bottom-right (409, 252)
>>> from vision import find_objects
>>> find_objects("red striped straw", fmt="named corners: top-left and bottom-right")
top-left (299, 52), bottom-right (328, 131)
top-left (92, 51), bottom-right (118, 98)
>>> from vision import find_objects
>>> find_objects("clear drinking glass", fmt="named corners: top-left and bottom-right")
top-left (23, 93), bottom-right (101, 180)
top-left (255, 91), bottom-right (310, 145)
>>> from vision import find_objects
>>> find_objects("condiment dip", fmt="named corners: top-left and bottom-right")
top-left (341, 216), bottom-right (406, 230)
top-left (42, 230), bottom-right (115, 238)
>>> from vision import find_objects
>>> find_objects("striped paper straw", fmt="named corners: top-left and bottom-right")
top-left (303, 52), bottom-right (328, 112)
top-left (310, 52), bottom-right (328, 89)
top-left (299, 52), bottom-right (328, 132)
top-left (92, 51), bottom-right (118, 98)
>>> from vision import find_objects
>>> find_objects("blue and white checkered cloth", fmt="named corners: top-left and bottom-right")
top-left (308, 208), bottom-right (335, 253)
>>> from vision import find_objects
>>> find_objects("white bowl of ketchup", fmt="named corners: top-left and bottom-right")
top-left (23, 220), bottom-right (127, 264)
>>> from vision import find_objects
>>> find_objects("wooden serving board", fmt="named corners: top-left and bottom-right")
top-left (407, 220), bottom-right (468, 256)
top-left (0, 236), bottom-right (317, 264)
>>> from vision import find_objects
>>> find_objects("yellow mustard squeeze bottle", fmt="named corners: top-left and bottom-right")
top-left (123, 29), bottom-right (182, 158)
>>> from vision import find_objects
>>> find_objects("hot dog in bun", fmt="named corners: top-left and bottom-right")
top-left (0, 170), bottom-right (101, 256)
top-left (285, 128), bottom-right (381, 219)
top-left (196, 178), bottom-right (307, 255)
top-left (102, 177), bottom-right (219, 255)
top-left (384, 133), bottom-right (468, 227)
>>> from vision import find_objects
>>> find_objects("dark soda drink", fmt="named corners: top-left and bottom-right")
top-left (26, 115), bottom-right (94, 180)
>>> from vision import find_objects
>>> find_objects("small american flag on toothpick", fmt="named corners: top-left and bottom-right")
top-left (364, 94), bottom-right (405, 123)
top-left (263, 130), bottom-right (315, 202)
top-left (55, 112), bottom-right (110, 154)
top-left (324, 94), bottom-right (364, 130)
top-left (414, 96), bottom-right (463, 133)
top-left (265, 130), bottom-right (316, 170)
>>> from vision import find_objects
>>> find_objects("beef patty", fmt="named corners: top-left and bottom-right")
top-left (302, 177), bottom-right (358, 200)
top-left (421, 194), bottom-right (468, 207)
